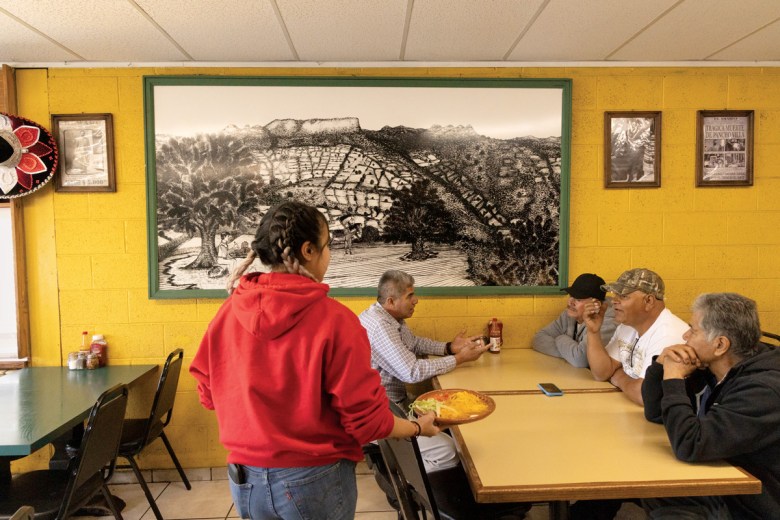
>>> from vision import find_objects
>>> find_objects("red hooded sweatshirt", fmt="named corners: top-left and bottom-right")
top-left (190, 272), bottom-right (394, 467)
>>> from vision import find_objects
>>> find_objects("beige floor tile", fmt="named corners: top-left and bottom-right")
top-left (356, 473), bottom-right (394, 513)
top-left (110, 468), bottom-right (152, 485)
top-left (113, 482), bottom-right (170, 520)
top-left (227, 504), bottom-right (239, 518)
top-left (72, 482), bottom-right (168, 520)
top-left (152, 467), bottom-right (210, 483)
top-left (355, 460), bottom-right (371, 475)
top-left (211, 466), bottom-right (228, 480)
top-left (140, 480), bottom-right (233, 520)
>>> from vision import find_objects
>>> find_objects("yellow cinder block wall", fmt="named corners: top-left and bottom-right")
top-left (12, 66), bottom-right (780, 470)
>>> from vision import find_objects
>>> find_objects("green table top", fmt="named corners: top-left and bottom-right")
top-left (0, 365), bottom-right (157, 457)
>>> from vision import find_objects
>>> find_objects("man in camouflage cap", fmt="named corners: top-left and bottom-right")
top-left (569, 268), bottom-right (690, 519)
top-left (580, 268), bottom-right (688, 405)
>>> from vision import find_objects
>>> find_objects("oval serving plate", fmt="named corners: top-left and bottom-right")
top-left (411, 388), bottom-right (496, 426)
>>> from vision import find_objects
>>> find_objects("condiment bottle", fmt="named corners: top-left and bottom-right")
top-left (67, 352), bottom-right (80, 370)
top-left (76, 351), bottom-right (87, 369)
top-left (78, 330), bottom-right (91, 362)
top-left (86, 353), bottom-right (100, 370)
top-left (487, 318), bottom-right (503, 353)
top-left (90, 334), bottom-right (108, 367)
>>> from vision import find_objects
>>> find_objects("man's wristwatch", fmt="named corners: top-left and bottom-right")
top-left (445, 342), bottom-right (453, 355)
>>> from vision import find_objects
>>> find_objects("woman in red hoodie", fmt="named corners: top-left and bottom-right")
top-left (190, 201), bottom-right (438, 520)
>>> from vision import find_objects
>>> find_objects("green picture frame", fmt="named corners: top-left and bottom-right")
top-left (143, 76), bottom-right (572, 299)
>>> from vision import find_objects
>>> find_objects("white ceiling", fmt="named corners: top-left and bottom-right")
top-left (1, 0), bottom-right (780, 67)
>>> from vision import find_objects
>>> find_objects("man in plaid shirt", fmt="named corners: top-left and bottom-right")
top-left (360, 270), bottom-right (487, 471)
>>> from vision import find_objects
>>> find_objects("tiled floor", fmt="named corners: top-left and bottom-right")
top-left (76, 462), bottom-right (645, 519)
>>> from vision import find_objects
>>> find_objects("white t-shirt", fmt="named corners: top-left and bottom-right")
top-left (605, 308), bottom-right (689, 379)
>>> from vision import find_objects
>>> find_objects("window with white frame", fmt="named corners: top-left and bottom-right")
top-left (0, 204), bottom-right (18, 359)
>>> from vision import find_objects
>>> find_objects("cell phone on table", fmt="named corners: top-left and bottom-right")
top-left (538, 383), bottom-right (564, 397)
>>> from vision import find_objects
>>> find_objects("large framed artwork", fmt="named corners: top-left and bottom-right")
top-left (144, 76), bottom-right (572, 299)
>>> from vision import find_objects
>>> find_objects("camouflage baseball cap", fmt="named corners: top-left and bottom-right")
top-left (601, 268), bottom-right (665, 300)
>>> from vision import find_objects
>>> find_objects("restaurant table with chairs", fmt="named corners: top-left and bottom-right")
top-left (0, 364), bottom-right (158, 483)
top-left (433, 349), bottom-right (761, 520)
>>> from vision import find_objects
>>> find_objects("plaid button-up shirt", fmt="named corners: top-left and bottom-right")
top-left (359, 302), bottom-right (456, 404)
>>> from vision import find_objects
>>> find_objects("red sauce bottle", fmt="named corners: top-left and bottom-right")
top-left (487, 318), bottom-right (503, 353)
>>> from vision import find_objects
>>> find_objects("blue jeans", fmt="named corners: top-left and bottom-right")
top-left (228, 460), bottom-right (357, 520)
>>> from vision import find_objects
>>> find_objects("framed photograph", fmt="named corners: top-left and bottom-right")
top-left (52, 113), bottom-right (116, 192)
top-left (144, 76), bottom-right (572, 299)
top-left (604, 111), bottom-right (661, 188)
top-left (696, 110), bottom-right (753, 187)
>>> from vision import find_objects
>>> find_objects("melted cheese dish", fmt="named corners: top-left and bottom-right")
top-left (414, 390), bottom-right (489, 420)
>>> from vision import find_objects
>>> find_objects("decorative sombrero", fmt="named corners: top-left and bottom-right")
top-left (0, 112), bottom-right (59, 199)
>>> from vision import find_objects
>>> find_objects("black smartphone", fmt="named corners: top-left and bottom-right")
top-left (538, 383), bottom-right (564, 397)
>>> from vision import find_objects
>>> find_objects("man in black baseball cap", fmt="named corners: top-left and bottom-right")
top-left (532, 273), bottom-right (617, 368)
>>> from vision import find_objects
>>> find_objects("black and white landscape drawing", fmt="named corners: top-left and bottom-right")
top-left (145, 78), bottom-right (570, 298)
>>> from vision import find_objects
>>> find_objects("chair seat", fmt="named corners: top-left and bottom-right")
top-left (427, 466), bottom-right (529, 520)
top-left (0, 470), bottom-right (103, 520)
top-left (119, 418), bottom-right (164, 454)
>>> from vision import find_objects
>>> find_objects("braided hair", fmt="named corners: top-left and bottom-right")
top-left (226, 201), bottom-right (327, 293)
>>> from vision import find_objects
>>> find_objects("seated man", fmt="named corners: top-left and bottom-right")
top-left (359, 270), bottom-right (487, 472)
top-left (642, 293), bottom-right (780, 518)
top-left (533, 273), bottom-right (617, 368)
top-left (583, 268), bottom-right (688, 405)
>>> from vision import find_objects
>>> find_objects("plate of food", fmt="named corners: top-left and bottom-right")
top-left (411, 388), bottom-right (496, 426)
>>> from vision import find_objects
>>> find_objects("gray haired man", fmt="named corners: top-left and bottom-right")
top-left (642, 293), bottom-right (780, 518)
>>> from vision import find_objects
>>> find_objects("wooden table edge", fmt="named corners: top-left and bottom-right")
top-left (450, 425), bottom-right (761, 503)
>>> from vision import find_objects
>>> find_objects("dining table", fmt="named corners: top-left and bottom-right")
top-left (0, 364), bottom-right (158, 484)
top-left (434, 349), bottom-right (761, 520)
top-left (435, 348), bottom-right (617, 394)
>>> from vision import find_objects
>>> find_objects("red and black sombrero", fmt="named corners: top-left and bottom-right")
top-left (0, 112), bottom-right (59, 199)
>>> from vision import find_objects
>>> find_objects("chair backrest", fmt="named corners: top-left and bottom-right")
top-left (761, 331), bottom-right (780, 347)
top-left (61, 384), bottom-right (129, 516)
top-left (142, 349), bottom-right (184, 444)
top-left (379, 436), bottom-right (440, 520)
top-left (379, 402), bottom-right (441, 520)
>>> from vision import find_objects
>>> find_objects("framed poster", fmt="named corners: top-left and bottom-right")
top-left (604, 111), bottom-right (661, 188)
top-left (696, 110), bottom-right (753, 187)
top-left (52, 114), bottom-right (116, 192)
top-left (144, 76), bottom-right (572, 299)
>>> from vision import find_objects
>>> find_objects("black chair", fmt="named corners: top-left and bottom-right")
top-left (118, 349), bottom-right (190, 520)
top-left (761, 330), bottom-right (780, 346)
top-left (0, 384), bottom-right (129, 520)
top-left (362, 443), bottom-right (401, 513)
top-left (378, 403), bottom-right (529, 520)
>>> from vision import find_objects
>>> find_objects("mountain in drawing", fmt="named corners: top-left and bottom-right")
top-left (154, 117), bottom-right (561, 287)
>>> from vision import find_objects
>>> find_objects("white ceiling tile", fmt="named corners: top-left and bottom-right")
top-left (1, 0), bottom-right (780, 65)
top-left (0, 0), bottom-right (187, 61)
top-left (508, 0), bottom-right (678, 61)
top-left (277, 0), bottom-right (407, 61)
top-left (405, 0), bottom-right (545, 61)
top-left (709, 18), bottom-right (780, 61)
top-left (0, 12), bottom-right (80, 62)
top-left (610, 0), bottom-right (780, 61)
top-left (135, 0), bottom-right (294, 61)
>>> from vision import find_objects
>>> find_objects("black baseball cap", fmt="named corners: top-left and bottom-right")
top-left (562, 273), bottom-right (607, 301)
